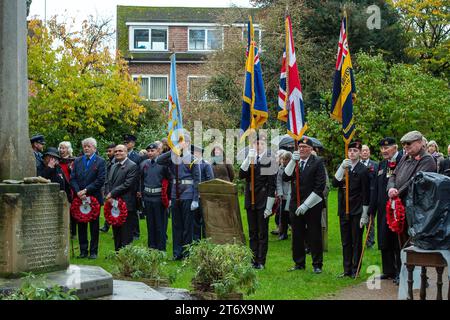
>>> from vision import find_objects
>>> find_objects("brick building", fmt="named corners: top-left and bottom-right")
top-left (116, 6), bottom-right (259, 108)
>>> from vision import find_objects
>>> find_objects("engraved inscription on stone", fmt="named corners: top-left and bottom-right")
top-left (0, 218), bottom-right (5, 267)
top-left (17, 191), bottom-right (64, 272)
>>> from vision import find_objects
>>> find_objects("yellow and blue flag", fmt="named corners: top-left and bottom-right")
top-left (331, 15), bottom-right (356, 144)
top-left (240, 16), bottom-right (268, 141)
top-left (167, 54), bottom-right (184, 155)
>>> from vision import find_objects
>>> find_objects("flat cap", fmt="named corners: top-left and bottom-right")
top-left (379, 137), bottom-right (396, 147)
top-left (30, 134), bottom-right (45, 144)
top-left (400, 131), bottom-right (423, 143)
top-left (298, 136), bottom-right (314, 147)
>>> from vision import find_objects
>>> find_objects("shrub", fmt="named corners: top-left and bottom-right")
top-left (183, 239), bottom-right (258, 298)
top-left (108, 245), bottom-right (175, 283)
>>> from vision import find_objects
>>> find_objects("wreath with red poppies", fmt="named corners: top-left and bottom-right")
top-left (386, 197), bottom-right (406, 234)
top-left (70, 196), bottom-right (101, 223)
top-left (103, 198), bottom-right (128, 227)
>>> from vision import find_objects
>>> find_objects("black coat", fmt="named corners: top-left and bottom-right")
top-left (239, 153), bottom-right (277, 211)
top-left (282, 155), bottom-right (327, 212)
top-left (105, 158), bottom-right (139, 212)
top-left (332, 161), bottom-right (370, 217)
top-left (368, 152), bottom-right (403, 249)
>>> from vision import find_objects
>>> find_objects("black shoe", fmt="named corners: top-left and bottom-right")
top-left (253, 264), bottom-right (265, 270)
top-left (338, 272), bottom-right (352, 278)
top-left (270, 230), bottom-right (280, 235)
top-left (305, 248), bottom-right (311, 254)
top-left (393, 275), bottom-right (400, 285)
top-left (139, 212), bottom-right (145, 220)
top-left (88, 254), bottom-right (97, 260)
top-left (77, 253), bottom-right (88, 259)
top-left (100, 226), bottom-right (109, 233)
top-left (278, 234), bottom-right (288, 240)
top-left (288, 265), bottom-right (305, 272)
top-left (313, 267), bottom-right (322, 274)
top-left (380, 273), bottom-right (395, 280)
top-left (133, 236), bottom-right (140, 241)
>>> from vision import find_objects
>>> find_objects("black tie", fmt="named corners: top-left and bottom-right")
top-left (300, 161), bottom-right (305, 171)
top-left (151, 159), bottom-right (155, 165)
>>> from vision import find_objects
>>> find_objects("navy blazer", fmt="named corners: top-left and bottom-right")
top-left (70, 154), bottom-right (106, 204)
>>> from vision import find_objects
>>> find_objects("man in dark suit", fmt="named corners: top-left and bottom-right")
top-left (239, 132), bottom-right (277, 269)
top-left (123, 134), bottom-right (142, 240)
top-left (105, 144), bottom-right (139, 251)
top-left (283, 137), bottom-right (327, 274)
top-left (360, 144), bottom-right (379, 248)
top-left (30, 134), bottom-right (45, 174)
top-left (439, 144), bottom-right (450, 177)
top-left (369, 137), bottom-right (403, 284)
top-left (70, 137), bottom-right (106, 259)
top-left (332, 140), bottom-right (370, 278)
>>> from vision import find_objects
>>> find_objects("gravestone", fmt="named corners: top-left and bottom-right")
top-left (198, 179), bottom-right (245, 245)
top-left (0, 183), bottom-right (69, 276)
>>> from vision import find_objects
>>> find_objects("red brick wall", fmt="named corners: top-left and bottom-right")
top-left (129, 63), bottom-right (205, 108)
top-left (169, 27), bottom-right (188, 52)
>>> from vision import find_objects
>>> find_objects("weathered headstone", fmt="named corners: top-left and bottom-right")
top-left (0, 183), bottom-right (69, 276)
top-left (198, 179), bottom-right (245, 245)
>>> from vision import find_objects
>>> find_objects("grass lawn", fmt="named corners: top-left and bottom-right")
top-left (69, 189), bottom-right (381, 300)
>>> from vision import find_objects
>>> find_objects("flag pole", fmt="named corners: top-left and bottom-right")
top-left (249, 16), bottom-right (255, 210)
top-left (345, 142), bottom-right (350, 216)
top-left (355, 217), bottom-right (372, 278)
top-left (285, 11), bottom-right (300, 207)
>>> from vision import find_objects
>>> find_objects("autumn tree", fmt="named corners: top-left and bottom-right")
top-left (27, 16), bottom-right (146, 150)
top-left (387, 0), bottom-right (450, 79)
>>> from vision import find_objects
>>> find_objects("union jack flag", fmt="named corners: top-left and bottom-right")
top-left (277, 15), bottom-right (308, 140)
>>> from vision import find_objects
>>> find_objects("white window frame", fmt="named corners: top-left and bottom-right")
top-left (188, 27), bottom-right (224, 52)
top-left (187, 75), bottom-right (218, 102)
top-left (241, 27), bottom-right (263, 50)
top-left (132, 74), bottom-right (169, 101)
top-left (129, 26), bottom-right (169, 52)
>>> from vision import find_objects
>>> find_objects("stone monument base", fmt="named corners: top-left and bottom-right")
top-left (0, 264), bottom-right (113, 299)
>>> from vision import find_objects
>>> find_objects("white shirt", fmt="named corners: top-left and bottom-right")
top-left (299, 156), bottom-right (310, 169)
top-left (119, 157), bottom-right (128, 166)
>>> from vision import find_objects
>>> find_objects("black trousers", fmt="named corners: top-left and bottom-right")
top-left (366, 216), bottom-right (375, 247)
top-left (70, 215), bottom-right (77, 236)
top-left (246, 207), bottom-right (269, 266)
top-left (339, 213), bottom-right (363, 275)
top-left (290, 205), bottom-right (323, 268)
top-left (381, 248), bottom-right (401, 276)
top-left (193, 204), bottom-right (206, 241)
top-left (112, 210), bottom-right (134, 252)
top-left (279, 200), bottom-right (290, 236)
top-left (172, 199), bottom-right (194, 259)
top-left (144, 200), bottom-right (167, 251)
top-left (131, 209), bottom-right (140, 239)
top-left (78, 217), bottom-right (99, 255)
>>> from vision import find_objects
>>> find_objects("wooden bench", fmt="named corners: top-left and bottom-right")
top-left (405, 248), bottom-right (449, 300)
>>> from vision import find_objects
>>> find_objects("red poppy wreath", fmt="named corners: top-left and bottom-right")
top-left (386, 197), bottom-right (406, 234)
top-left (70, 196), bottom-right (101, 223)
top-left (103, 198), bottom-right (128, 227)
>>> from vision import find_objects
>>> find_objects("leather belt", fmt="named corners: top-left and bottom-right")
top-left (172, 179), bottom-right (193, 185)
top-left (144, 187), bottom-right (162, 193)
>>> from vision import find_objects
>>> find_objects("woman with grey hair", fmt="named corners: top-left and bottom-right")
top-left (59, 141), bottom-right (76, 238)
top-left (427, 140), bottom-right (444, 172)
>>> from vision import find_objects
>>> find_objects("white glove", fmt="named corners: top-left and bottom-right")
top-left (190, 201), bottom-right (199, 211)
top-left (341, 159), bottom-right (352, 169)
top-left (292, 150), bottom-right (300, 161)
top-left (295, 203), bottom-right (309, 216)
top-left (240, 148), bottom-right (257, 171)
top-left (360, 206), bottom-right (369, 228)
top-left (284, 159), bottom-right (297, 177)
top-left (295, 192), bottom-right (323, 216)
top-left (335, 159), bottom-right (352, 181)
top-left (264, 197), bottom-right (275, 219)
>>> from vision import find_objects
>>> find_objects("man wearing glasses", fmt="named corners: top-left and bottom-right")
top-left (387, 131), bottom-right (437, 245)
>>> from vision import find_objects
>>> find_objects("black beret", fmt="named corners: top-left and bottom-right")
top-left (348, 140), bottom-right (362, 150)
top-left (146, 143), bottom-right (158, 150)
top-left (30, 134), bottom-right (45, 144)
top-left (379, 137), bottom-right (396, 147)
top-left (298, 136), bottom-right (314, 147)
top-left (123, 134), bottom-right (137, 142)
